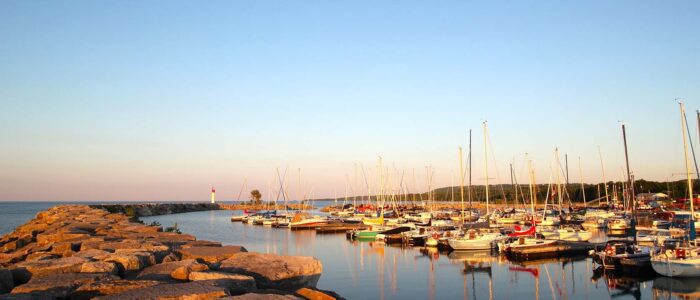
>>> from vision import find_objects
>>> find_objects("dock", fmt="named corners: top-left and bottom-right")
top-left (316, 225), bottom-right (367, 234)
top-left (508, 241), bottom-right (599, 261)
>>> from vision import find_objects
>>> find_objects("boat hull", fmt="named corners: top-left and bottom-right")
top-left (652, 258), bottom-right (700, 277)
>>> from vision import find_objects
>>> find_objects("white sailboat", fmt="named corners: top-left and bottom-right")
top-left (652, 102), bottom-right (700, 277)
top-left (449, 125), bottom-right (505, 250)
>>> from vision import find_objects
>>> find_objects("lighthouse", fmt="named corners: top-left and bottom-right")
top-left (210, 187), bottom-right (216, 204)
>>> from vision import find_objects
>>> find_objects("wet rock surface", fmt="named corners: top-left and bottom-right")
top-left (0, 205), bottom-right (338, 299)
top-left (178, 246), bottom-right (248, 264)
top-left (219, 253), bottom-right (323, 291)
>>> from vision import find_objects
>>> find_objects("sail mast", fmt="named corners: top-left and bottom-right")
top-left (468, 129), bottom-right (473, 211)
top-left (528, 158), bottom-right (536, 223)
top-left (598, 146), bottom-right (610, 206)
top-left (510, 163), bottom-right (516, 210)
top-left (680, 102), bottom-right (696, 243)
top-left (459, 146), bottom-right (465, 221)
top-left (621, 123), bottom-right (636, 242)
top-left (578, 157), bottom-right (586, 207)
top-left (483, 121), bottom-right (490, 215)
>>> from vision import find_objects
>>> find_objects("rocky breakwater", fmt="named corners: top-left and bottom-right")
top-left (0, 205), bottom-right (341, 299)
top-left (91, 203), bottom-right (221, 217)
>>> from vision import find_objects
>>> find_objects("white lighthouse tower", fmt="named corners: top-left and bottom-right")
top-left (210, 187), bottom-right (216, 204)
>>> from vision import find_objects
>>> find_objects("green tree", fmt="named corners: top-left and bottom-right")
top-left (250, 189), bottom-right (262, 204)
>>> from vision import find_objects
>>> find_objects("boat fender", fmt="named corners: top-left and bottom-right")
top-left (676, 249), bottom-right (686, 259)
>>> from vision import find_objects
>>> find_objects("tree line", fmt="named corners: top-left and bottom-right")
top-left (323, 179), bottom-right (698, 204)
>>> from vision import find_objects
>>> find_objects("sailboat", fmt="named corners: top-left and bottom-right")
top-left (230, 177), bottom-right (249, 222)
top-left (537, 149), bottom-right (593, 242)
top-left (593, 122), bottom-right (651, 272)
top-left (289, 169), bottom-right (329, 229)
top-left (651, 102), bottom-right (700, 277)
top-left (498, 157), bottom-right (557, 254)
top-left (449, 124), bottom-right (505, 251)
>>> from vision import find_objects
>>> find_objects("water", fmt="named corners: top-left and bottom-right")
top-left (140, 210), bottom-right (690, 300)
top-left (1, 202), bottom-right (698, 299)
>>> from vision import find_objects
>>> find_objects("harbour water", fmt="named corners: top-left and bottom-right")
top-left (138, 207), bottom-right (692, 300)
top-left (2, 202), bottom-right (698, 299)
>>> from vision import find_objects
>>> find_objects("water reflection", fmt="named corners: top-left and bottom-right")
top-left (652, 277), bottom-right (700, 299)
top-left (142, 210), bottom-right (696, 300)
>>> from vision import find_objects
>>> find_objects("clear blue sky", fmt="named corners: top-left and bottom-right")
top-left (1, 1), bottom-right (699, 201)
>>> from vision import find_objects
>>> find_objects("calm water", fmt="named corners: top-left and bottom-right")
top-left (2, 202), bottom-right (698, 299)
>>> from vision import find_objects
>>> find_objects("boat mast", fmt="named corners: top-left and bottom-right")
top-left (236, 177), bottom-right (248, 202)
top-left (578, 157), bottom-right (587, 207)
top-left (459, 146), bottom-right (466, 221)
top-left (528, 158), bottom-right (536, 224)
top-left (298, 168), bottom-right (303, 213)
top-left (555, 148), bottom-right (563, 215)
top-left (468, 129), bottom-right (473, 211)
top-left (510, 163), bottom-right (516, 210)
top-left (621, 122), bottom-right (636, 242)
top-left (483, 121), bottom-right (490, 216)
top-left (679, 102), bottom-right (696, 244)
top-left (598, 146), bottom-right (610, 206)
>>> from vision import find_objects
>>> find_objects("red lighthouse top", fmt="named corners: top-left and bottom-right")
top-left (211, 187), bottom-right (215, 193)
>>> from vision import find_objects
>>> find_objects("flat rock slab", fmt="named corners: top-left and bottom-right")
top-left (219, 253), bottom-right (322, 291)
top-left (178, 246), bottom-right (247, 264)
top-left (222, 293), bottom-right (302, 300)
top-left (95, 280), bottom-right (231, 300)
top-left (180, 240), bottom-right (223, 249)
top-left (73, 279), bottom-right (160, 300)
top-left (81, 261), bottom-right (118, 274)
top-left (13, 256), bottom-right (88, 282)
top-left (136, 259), bottom-right (207, 281)
top-left (10, 272), bottom-right (116, 298)
top-left (295, 288), bottom-right (338, 300)
top-left (188, 271), bottom-right (256, 294)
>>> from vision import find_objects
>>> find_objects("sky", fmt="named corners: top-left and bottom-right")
top-left (1, 1), bottom-right (699, 201)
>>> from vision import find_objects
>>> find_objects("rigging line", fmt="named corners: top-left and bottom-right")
top-left (683, 110), bottom-right (700, 188)
top-left (484, 123), bottom-right (508, 204)
top-left (275, 167), bottom-right (289, 202)
top-left (555, 152), bottom-right (575, 207)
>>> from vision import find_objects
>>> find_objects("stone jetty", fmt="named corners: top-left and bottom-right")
top-left (91, 203), bottom-right (313, 217)
top-left (0, 205), bottom-right (341, 299)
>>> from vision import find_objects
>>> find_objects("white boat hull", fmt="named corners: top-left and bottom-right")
top-left (652, 257), bottom-right (700, 277)
top-left (448, 234), bottom-right (503, 250)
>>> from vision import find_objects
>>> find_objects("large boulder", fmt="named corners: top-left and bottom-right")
top-left (136, 259), bottom-right (207, 281)
top-left (10, 272), bottom-right (116, 298)
top-left (13, 256), bottom-right (88, 283)
top-left (95, 280), bottom-right (232, 300)
top-left (171, 262), bottom-right (209, 281)
top-left (99, 252), bottom-right (155, 273)
top-left (219, 253), bottom-right (322, 291)
top-left (178, 246), bottom-right (247, 264)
